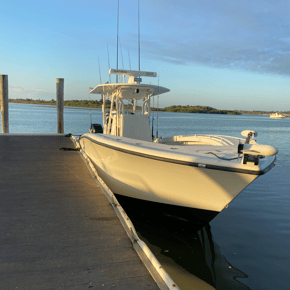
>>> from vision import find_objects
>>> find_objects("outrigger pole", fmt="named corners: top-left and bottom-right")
top-left (116, 0), bottom-right (119, 83)
top-left (138, 0), bottom-right (141, 71)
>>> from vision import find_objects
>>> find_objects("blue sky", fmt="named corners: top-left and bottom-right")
top-left (1, 0), bottom-right (289, 111)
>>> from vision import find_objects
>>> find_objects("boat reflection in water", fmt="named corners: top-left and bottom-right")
top-left (116, 195), bottom-right (250, 290)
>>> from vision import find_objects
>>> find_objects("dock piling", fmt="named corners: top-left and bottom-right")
top-left (56, 78), bottom-right (64, 134)
top-left (0, 75), bottom-right (9, 133)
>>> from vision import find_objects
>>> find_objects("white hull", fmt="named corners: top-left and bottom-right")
top-left (79, 134), bottom-right (276, 214)
top-left (85, 68), bottom-right (277, 224)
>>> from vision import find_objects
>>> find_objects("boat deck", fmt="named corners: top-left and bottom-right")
top-left (0, 134), bottom-right (161, 289)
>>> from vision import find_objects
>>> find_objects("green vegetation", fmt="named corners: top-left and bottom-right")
top-left (8, 99), bottom-right (289, 116)
top-left (152, 105), bottom-right (241, 115)
top-left (9, 98), bottom-right (107, 108)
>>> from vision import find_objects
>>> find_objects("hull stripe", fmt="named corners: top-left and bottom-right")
top-left (80, 135), bottom-right (275, 175)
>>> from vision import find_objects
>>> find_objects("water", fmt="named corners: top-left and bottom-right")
top-left (8, 103), bottom-right (104, 135)
top-left (6, 103), bottom-right (290, 289)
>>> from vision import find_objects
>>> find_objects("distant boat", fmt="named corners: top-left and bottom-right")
top-left (270, 112), bottom-right (285, 119)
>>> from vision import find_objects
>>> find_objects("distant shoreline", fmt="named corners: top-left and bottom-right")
top-left (9, 102), bottom-right (102, 111)
top-left (8, 99), bottom-right (289, 116)
top-left (9, 98), bottom-right (103, 109)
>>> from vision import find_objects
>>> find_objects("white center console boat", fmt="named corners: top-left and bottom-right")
top-left (78, 69), bottom-right (278, 225)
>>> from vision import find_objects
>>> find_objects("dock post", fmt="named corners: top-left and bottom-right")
top-left (0, 75), bottom-right (9, 133)
top-left (56, 78), bottom-right (64, 134)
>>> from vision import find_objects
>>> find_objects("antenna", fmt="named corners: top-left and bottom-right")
top-left (116, 0), bottom-right (120, 83)
top-left (138, 0), bottom-right (141, 71)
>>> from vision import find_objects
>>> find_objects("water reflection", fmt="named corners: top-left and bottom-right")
top-left (198, 226), bottom-right (250, 290)
top-left (117, 196), bottom-right (250, 290)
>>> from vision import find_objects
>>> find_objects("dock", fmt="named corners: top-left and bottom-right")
top-left (0, 134), bottom-right (168, 289)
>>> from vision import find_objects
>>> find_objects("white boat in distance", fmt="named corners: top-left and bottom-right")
top-left (78, 69), bottom-right (278, 225)
top-left (270, 112), bottom-right (285, 119)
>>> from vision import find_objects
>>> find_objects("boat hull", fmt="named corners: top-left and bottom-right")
top-left (270, 113), bottom-right (285, 119)
top-left (79, 134), bottom-right (259, 219)
top-left (114, 193), bottom-right (219, 227)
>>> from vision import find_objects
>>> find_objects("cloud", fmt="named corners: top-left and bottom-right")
top-left (9, 85), bottom-right (53, 99)
top-left (136, 0), bottom-right (290, 76)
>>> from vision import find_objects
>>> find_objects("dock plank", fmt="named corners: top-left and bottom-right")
top-left (0, 135), bottom-right (159, 290)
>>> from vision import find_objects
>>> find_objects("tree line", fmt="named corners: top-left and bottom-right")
top-left (8, 99), bottom-right (289, 115)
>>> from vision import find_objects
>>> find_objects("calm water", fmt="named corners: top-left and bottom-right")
top-left (6, 103), bottom-right (290, 289)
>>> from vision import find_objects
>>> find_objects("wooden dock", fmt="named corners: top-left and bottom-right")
top-left (0, 134), bottom-right (165, 289)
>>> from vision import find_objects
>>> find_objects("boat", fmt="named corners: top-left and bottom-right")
top-left (270, 112), bottom-right (285, 119)
top-left (77, 69), bottom-right (278, 226)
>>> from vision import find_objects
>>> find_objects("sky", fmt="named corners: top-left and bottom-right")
top-left (1, 0), bottom-right (289, 111)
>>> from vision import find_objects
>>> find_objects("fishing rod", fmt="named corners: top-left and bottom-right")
top-left (152, 96), bottom-right (155, 139)
top-left (89, 56), bottom-right (102, 128)
top-left (98, 55), bottom-right (102, 84)
top-left (127, 47), bottom-right (131, 70)
top-left (156, 75), bottom-right (159, 138)
top-left (88, 87), bottom-right (93, 126)
top-left (119, 37), bottom-right (125, 82)
top-left (107, 43), bottom-right (111, 83)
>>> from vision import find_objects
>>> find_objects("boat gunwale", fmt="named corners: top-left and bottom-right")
top-left (79, 134), bottom-right (276, 176)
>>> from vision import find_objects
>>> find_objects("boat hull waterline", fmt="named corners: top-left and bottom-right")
top-left (79, 133), bottom-right (276, 222)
